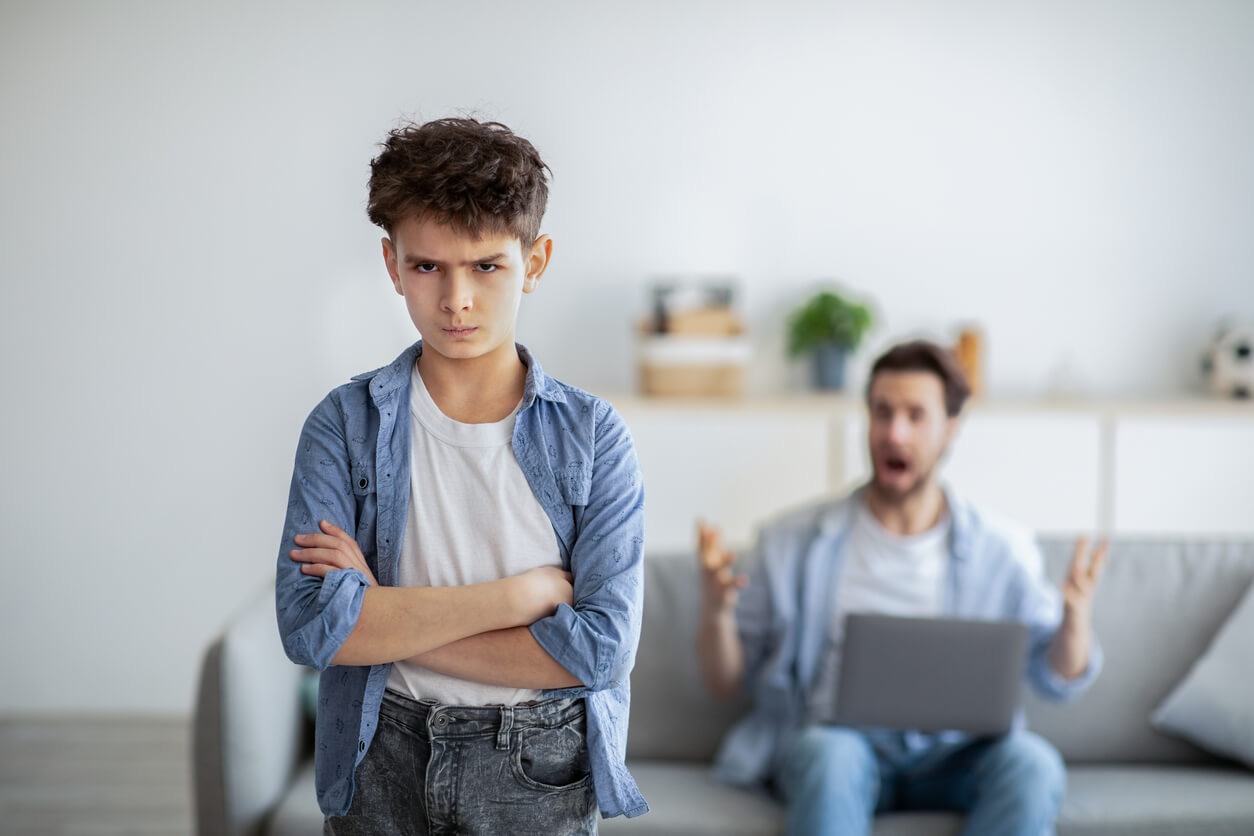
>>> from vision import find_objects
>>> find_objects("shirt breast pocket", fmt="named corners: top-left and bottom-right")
top-left (350, 460), bottom-right (376, 498)
top-left (349, 460), bottom-right (378, 560)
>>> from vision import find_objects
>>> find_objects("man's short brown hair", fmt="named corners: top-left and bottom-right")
top-left (867, 339), bottom-right (971, 417)
top-left (366, 117), bottom-right (551, 246)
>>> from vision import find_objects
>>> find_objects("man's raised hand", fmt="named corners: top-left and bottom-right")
top-left (1062, 536), bottom-right (1109, 622)
top-left (697, 521), bottom-right (747, 613)
top-left (1047, 536), bottom-right (1109, 679)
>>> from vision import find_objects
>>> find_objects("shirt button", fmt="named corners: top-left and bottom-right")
top-left (358, 477), bottom-right (368, 489)
top-left (358, 740), bottom-right (365, 752)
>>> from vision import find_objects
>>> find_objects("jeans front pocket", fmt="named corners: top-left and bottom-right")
top-left (511, 721), bottom-right (592, 792)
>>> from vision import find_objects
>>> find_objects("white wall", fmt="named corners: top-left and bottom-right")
top-left (2, 0), bottom-right (1253, 713)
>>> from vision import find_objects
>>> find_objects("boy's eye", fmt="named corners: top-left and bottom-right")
top-left (413, 263), bottom-right (438, 273)
top-left (474, 264), bottom-right (499, 273)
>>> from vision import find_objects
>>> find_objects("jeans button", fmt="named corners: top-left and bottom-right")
top-left (435, 715), bottom-right (449, 728)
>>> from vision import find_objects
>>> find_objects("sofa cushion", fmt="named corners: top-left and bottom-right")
top-left (634, 542), bottom-right (1254, 766)
top-left (1151, 576), bottom-right (1254, 768)
top-left (599, 761), bottom-right (1254, 836)
top-left (627, 553), bottom-right (751, 761)
top-left (1026, 538), bottom-right (1254, 764)
top-left (599, 760), bottom-right (962, 836)
top-left (598, 760), bottom-right (783, 835)
top-left (194, 583), bottom-right (308, 836)
top-left (1059, 765), bottom-right (1254, 836)
top-left (268, 763), bottom-right (322, 836)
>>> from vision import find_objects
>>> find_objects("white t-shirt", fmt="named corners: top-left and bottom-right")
top-left (385, 363), bottom-right (563, 706)
top-left (807, 497), bottom-right (950, 723)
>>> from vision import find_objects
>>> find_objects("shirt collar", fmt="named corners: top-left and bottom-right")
top-left (819, 481), bottom-right (975, 562)
top-left (818, 486), bottom-right (863, 538)
top-left (353, 340), bottom-right (567, 406)
top-left (516, 343), bottom-right (568, 407)
top-left (942, 483), bottom-right (975, 561)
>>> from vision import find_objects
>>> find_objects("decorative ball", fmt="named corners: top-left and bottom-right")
top-left (1202, 322), bottom-right (1254, 399)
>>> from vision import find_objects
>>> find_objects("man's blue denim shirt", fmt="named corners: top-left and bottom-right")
top-left (713, 485), bottom-right (1104, 789)
top-left (275, 341), bottom-right (648, 819)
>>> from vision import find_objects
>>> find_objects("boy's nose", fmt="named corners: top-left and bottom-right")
top-left (442, 273), bottom-right (474, 311)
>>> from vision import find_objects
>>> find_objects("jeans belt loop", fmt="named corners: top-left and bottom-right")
top-left (496, 706), bottom-right (514, 750)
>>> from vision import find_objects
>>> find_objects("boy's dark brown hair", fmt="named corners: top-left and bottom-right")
top-left (367, 117), bottom-right (551, 246)
top-left (866, 339), bottom-right (971, 417)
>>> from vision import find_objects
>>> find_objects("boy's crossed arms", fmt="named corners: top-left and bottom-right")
top-left (290, 518), bottom-right (582, 688)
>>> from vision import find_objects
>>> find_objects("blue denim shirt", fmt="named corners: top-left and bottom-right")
top-left (713, 486), bottom-right (1103, 788)
top-left (275, 342), bottom-right (648, 819)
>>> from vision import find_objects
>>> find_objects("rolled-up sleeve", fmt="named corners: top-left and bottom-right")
top-left (734, 538), bottom-right (775, 695)
top-left (530, 402), bottom-right (645, 692)
top-left (1029, 636), bottom-right (1104, 701)
top-left (274, 394), bottom-right (372, 671)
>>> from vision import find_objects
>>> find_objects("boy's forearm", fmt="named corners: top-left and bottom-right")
top-left (407, 627), bottom-right (583, 689)
top-left (331, 581), bottom-right (527, 666)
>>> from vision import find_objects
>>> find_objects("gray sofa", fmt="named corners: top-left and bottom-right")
top-left (194, 538), bottom-right (1254, 835)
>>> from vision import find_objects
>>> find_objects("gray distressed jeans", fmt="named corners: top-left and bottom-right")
top-left (325, 689), bottom-right (597, 835)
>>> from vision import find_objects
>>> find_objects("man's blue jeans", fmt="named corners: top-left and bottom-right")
top-left (774, 726), bottom-right (1065, 836)
top-left (325, 690), bottom-right (597, 835)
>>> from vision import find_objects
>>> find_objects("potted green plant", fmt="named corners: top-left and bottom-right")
top-left (787, 288), bottom-right (874, 390)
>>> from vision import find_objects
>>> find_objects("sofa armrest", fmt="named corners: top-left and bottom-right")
top-left (194, 582), bottom-right (308, 836)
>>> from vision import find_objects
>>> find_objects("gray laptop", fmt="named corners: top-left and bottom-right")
top-left (833, 613), bottom-right (1030, 735)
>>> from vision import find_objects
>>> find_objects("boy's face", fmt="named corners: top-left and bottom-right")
top-left (382, 215), bottom-right (551, 366)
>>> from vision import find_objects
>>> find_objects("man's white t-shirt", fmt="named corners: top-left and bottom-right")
top-left (385, 363), bottom-right (563, 706)
top-left (807, 497), bottom-right (950, 723)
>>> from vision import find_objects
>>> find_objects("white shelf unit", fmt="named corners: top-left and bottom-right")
top-left (607, 395), bottom-right (1254, 553)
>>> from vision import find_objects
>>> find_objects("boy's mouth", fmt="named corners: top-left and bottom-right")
top-left (443, 326), bottom-right (477, 338)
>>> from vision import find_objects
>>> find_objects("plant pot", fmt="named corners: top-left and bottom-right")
top-left (811, 343), bottom-right (849, 390)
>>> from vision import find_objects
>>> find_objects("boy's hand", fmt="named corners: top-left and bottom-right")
top-left (290, 520), bottom-right (378, 586)
top-left (697, 521), bottom-right (747, 614)
top-left (509, 566), bottom-right (574, 624)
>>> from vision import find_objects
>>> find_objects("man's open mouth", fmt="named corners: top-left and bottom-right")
top-left (883, 455), bottom-right (910, 475)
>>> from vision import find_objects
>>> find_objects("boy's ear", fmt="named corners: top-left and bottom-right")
top-left (381, 236), bottom-right (403, 295)
top-left (522, 234), bottom-right (552, 294)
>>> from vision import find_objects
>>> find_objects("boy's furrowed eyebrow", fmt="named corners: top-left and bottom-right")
top-left (403, 253), bottom-right (508, 265)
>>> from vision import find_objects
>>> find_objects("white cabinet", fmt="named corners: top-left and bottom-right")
top-left (847, 410), bottom-right (1105, 535)
top-left (619, 406), bottom-right (834, 552)
top-left (1113, 414), bottom-right (1254, 535)
top-left (610, 396), bottom-right (1254, 551)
